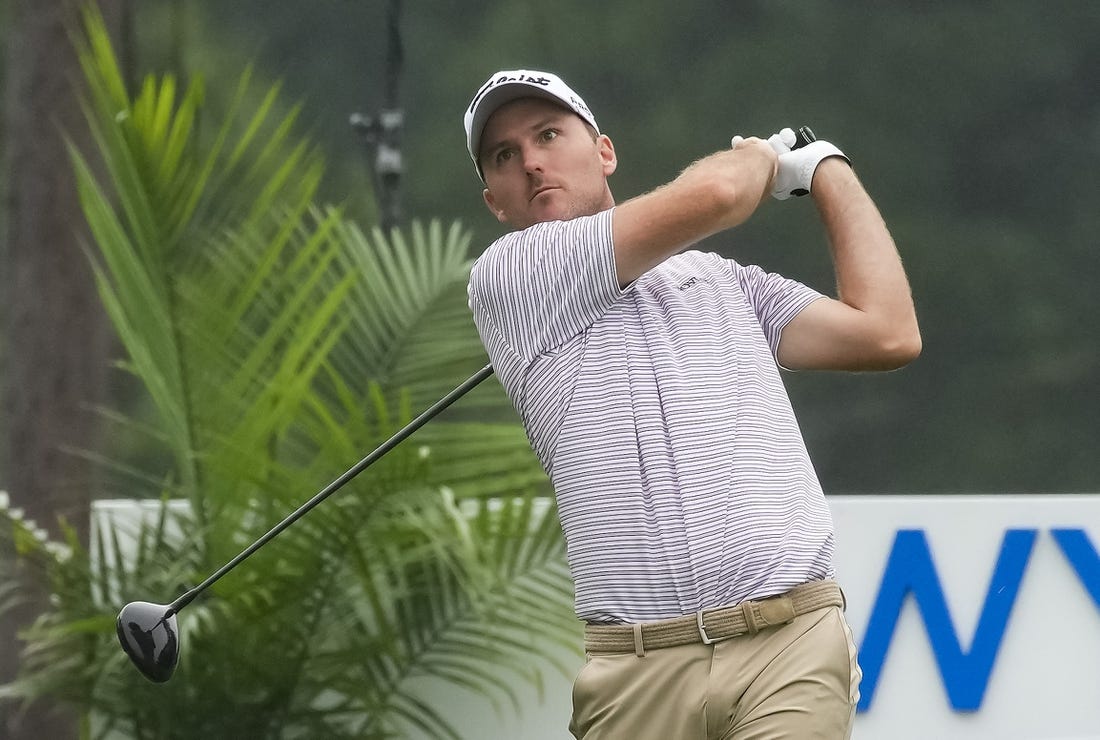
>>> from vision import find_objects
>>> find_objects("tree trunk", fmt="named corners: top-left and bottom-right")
top-left (1, 0), bottom-right (127, 736)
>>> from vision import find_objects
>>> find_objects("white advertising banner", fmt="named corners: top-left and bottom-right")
top-left (835, 495), bottom-right (1100, 740)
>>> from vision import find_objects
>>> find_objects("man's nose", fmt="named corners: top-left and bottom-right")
top-left (520, 145), bottom-right (545, 173)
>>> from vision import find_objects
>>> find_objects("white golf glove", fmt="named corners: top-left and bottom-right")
top-left (768, 127), bottom-right (849, 200)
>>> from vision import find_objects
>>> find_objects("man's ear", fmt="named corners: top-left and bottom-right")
top-left (483, 188), bottom-right (507, 224)
top-left (598, 134), bottom-right (618, 177)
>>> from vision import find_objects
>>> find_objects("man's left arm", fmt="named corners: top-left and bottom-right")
top-left (777, 158), bottom-right (922, 371)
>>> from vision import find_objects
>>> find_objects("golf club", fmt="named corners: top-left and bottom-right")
top-left (117, 363), bottom-right (495, 682)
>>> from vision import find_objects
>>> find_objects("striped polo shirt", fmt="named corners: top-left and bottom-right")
top-left (467, 208), bottom-right (836, 624)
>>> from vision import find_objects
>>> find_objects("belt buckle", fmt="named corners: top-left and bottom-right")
top-left (696, 610), bottom-right (716, 645)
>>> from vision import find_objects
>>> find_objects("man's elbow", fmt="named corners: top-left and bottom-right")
top-left (874, 327), bottom-right (922, 370)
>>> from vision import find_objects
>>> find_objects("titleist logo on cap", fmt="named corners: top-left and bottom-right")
top-left (468, 73), bottom-right (554, 113)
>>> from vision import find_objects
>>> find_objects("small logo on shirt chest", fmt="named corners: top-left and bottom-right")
top-left (678, 277), bottom-right (698, 290)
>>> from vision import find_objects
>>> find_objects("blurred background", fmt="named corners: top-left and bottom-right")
top-left (154, 0), bottom-right (1099, 494)
top-left (0, 0), bottom-right (1097, 737)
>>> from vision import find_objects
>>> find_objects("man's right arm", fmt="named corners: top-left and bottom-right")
top-left (611, 138), bottom-right (777, 286)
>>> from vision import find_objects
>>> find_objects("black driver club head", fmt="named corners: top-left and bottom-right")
top-left (116, 601), bottom-right (179, 683)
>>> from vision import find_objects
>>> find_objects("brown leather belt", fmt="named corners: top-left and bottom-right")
top-left (583, 580), bottom-right (844, 655)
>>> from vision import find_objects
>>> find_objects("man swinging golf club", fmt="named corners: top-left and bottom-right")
top-left (464, 69), bottom-right (921, 739)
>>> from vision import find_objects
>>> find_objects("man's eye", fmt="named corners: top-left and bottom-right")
top-left (496, 149), bottom-right (514, 164)
top-left (540, 129), bottom-right (559, 142)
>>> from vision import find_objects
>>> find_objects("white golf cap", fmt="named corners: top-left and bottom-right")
top-left (464, 69), bottom-right (599, 179)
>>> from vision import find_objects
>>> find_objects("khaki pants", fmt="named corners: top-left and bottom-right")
top-left (569, 605), bottom-right (861, 740)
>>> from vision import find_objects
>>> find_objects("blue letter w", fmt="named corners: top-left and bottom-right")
top-left (856, 529), bottom-right (1036, 712)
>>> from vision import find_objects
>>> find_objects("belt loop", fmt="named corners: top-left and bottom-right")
top-left (741, 602), bottom-right (761, 635)
top-left (632, 623), bottom-right (646, 657)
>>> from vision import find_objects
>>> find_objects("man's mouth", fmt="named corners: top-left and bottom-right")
top-left (530, 185), bottom-right (558, 201)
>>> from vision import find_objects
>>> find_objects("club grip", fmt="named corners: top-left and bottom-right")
top-left (793, 126), bottom-right (816, 149)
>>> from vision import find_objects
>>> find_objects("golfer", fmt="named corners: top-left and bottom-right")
top-left (464, 69), bottom-right (920, 739)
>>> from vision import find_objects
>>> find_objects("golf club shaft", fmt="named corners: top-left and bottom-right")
top-left (168, 363), bottom-right (496, 614)
top-left (163, 126), bottom-right (819, 616)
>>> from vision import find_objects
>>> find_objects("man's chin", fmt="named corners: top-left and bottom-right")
top-left (508, 200), bottom-right (576, 229)
top-left (530, 202), bottom-right (573, 225)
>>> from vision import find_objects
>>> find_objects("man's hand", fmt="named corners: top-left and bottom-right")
top-left (769, 128), bottom-right (850, 200)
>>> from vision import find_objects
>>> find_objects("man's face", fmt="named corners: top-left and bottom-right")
top-left (479, 97), bottom-right (617, 229)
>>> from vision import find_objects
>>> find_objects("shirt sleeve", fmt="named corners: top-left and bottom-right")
top-left (467, 209), bottom-right (622, 366)
top-left (730, 261), bottom-right (825, 359)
